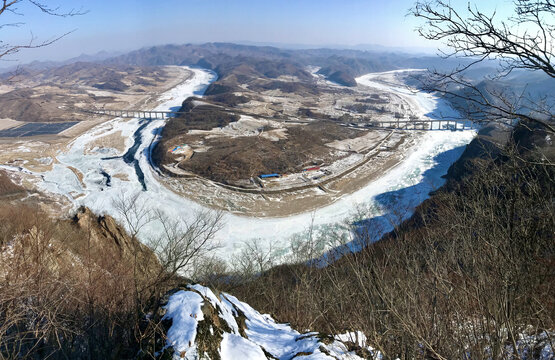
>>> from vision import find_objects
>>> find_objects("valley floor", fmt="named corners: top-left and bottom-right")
top-left (0, 67), bottom-right (476, 262)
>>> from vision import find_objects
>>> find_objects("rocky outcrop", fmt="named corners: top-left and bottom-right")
top-left (0, 170), bottom-right (25, 199)
top-left (72, 206), bottom-right (161, 278)
top-left (150, 284), bottom-right (380, 360)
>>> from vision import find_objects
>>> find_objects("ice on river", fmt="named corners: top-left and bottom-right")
top-left (36, 67), bottom-right (476, 263)
top-left (356, 69), bottom-right (462, 120)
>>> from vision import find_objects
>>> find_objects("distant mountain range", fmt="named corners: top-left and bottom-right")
top-left (0, 50), bottom-right (123, 74)
top-left (102, 42), bottom-right (484, 86)
top-left (230, 40), bottom-right (437, 54)
top-left (4, 42), bottom-right (551, 104)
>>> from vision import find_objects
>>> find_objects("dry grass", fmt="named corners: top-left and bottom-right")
top-left (216, 142), bottom-right (555, 359)
top-left (66, 166), bottom-right (86, 188)
top-left (84, 130), bottom-right (127, 154)
top-left (0, 204), bottom-right (163, 359)
top-left (0, 170), bottom-right (24, 197)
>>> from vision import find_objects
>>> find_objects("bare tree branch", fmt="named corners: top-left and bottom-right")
top-left (0, 0), bottom-right (86, 63)
top-left (411, 0), bottom-right (554, 132)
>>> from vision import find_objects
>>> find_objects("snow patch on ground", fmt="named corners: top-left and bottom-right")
top-left (164, 291), bottom-right (204, 358)
top-left (221, 333), bottom-right (267, 360)
top-left (164, 284), bottom-right (372, 360)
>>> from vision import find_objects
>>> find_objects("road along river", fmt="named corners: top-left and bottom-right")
top-left (34, 67), bottom-right (476, 263)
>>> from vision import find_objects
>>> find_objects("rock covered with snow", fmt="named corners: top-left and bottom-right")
top-left (157, 284), bottom-right (379, 360)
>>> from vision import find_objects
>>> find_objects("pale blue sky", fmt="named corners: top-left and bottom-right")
top-left (1, 0), bottom-right (513, 64)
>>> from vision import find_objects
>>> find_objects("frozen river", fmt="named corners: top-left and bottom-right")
top-left (37, 67), bottom-right (476, 262)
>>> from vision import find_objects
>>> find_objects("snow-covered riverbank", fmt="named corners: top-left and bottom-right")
top-left (32, 67), bottom-right (475, 262)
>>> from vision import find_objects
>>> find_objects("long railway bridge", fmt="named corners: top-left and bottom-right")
top-left (355, 118), bottom-right (475, 131)
top-left (81, 108), bottom-right (475, 131)
top-left (81, 108), bottom-right (181, 120)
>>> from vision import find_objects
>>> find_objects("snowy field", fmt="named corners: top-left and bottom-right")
top-left (356, 69), bottom-right (462, 120)
top-left (27, 66), bottom-right (477, 262)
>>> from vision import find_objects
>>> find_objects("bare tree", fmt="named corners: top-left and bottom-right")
top-left (113, 192), bottom-right (154, 241)
top-left (0, 1), bottom-right (86, 65)
top-left (231, 238), bottom-right (275, 279)
top-left (0, 209), bottom-right (82, 359)
top-left (411, 0), bottom-right (554, 132)
top-left (112, 193), bottom-right (227, 357)
top-left (224, 145), bottom-right (554, 359)
top-left (148, 209), bottom-right (224, 282)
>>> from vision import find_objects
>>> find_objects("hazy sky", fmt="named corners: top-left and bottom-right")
top-left (1, 0), bottom-right (512, 64)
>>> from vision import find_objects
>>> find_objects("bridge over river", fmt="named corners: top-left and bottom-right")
top-left (356, 118), bottom-right (475, 131)
top-left (81, 108), bottom-right (181, 120)
top-left (81, 108), bottom-right (475, 131)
